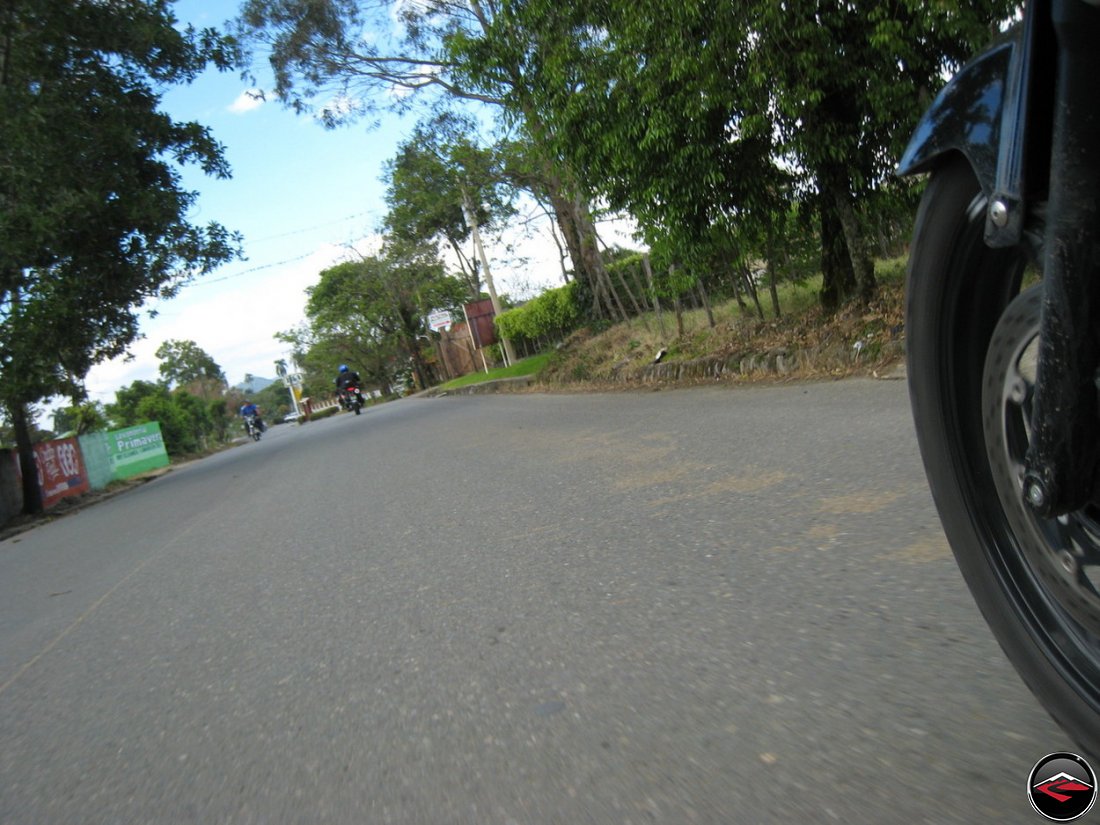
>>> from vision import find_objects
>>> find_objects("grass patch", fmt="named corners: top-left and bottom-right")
top-left (432, 259), bottom-right (909, 392)
top-left (436, 352), bottom-right (552, 390)
top-left (539, 260), bottom-right (908, 386)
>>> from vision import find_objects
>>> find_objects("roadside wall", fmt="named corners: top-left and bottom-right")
top-left (4, 438), bottom-right (91, 516)
top-left (79, 432), bottom-right (114, 490)
top-left (0, 453), bottom-right (20, 525)
top-left (1, 421), bottom-right (170, 523)
top-left (101, 422), bottom-right (170, 481)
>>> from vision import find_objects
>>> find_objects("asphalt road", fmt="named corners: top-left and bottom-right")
top-left (0, 379), bottom-right (1077, 823)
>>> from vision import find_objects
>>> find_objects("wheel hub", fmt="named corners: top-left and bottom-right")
top-left (983, 286), bottom-right (1100, 638)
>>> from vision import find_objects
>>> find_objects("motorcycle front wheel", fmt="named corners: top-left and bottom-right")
top-left (907, 156), bottom-right (1100, 756)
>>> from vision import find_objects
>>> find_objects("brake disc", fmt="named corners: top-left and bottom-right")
top-left (983, 285), bottom-right (1100, 638)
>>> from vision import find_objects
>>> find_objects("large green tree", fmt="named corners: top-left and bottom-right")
top-left (108, 379), bottom-right (228, 456)
top-left (742, 0), bottom-right (1015, 307)
top-left (302, 244), bottom-right (467, 392)
top-left (0, 0), bottom-right (240, 512)
top-left (235, 0), bottom-right (620, 318)
top-left (51, 401), bottom-right (109, 437)
top-left (492, 0), bottom-right (1014, 309)
top-left (384, 114), bottom-right (521, 361)
top-left (496, 0), bottom-right (785, 302)
top-left (384, 115), bottom-right (516, 301)
top-left (155, 338), bottom-right (227, 398)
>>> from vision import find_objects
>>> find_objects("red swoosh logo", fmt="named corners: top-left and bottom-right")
top-left (1037, 779), bottom-right (1093, 803)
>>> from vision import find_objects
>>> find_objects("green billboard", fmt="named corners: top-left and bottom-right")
top-left (108, 422), bottom-right (169, 479)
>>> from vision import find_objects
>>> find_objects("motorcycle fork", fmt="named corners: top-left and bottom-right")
top-left (1020, 0), bottom-right (1100, 517)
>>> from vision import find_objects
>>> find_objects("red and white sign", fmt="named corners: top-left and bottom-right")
top-left (428, 310), bottom-right (454, 332)
top-left (17, 438), bottom-right (90, 509)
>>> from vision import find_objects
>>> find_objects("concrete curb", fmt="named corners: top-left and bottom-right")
top-left (422, 375), bottom-right (535, 397)
top-left (423, 352), bottom-right (907, 397)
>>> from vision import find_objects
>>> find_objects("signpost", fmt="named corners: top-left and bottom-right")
top-left (278, 358), bottom-right (302, 419)
top-left (428, 310), bottom-right (453, 332)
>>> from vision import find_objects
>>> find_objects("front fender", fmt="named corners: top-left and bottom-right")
top-left (897, 40), bottom-right (1014, 196)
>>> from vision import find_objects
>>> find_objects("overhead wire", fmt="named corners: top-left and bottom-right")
top-left (184, 210), bottom-right (379, 288)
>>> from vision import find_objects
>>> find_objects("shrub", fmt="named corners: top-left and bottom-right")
top-left (495, 282), bottom-right (582, 342)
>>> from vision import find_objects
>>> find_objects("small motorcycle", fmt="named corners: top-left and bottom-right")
top-left (900, 0), bottom-right (1100, 755)
top-left (339, 386), bottom-right (364, 415)
top-left (244, 414), bottom-right (263, 441)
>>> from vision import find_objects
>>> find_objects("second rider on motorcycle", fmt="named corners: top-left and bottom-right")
top-left (334, 364), bottom-right (363, 411)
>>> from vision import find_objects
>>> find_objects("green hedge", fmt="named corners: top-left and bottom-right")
top-left (495, 282), bottom-right (581, 341)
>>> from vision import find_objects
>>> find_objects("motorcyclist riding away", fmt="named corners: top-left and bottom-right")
top-left (334, 364), bottom-right (363, 410)
top-left (334, 364), bottom-right (361, 391)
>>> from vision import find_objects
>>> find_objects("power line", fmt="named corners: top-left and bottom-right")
top-left (195, 251), bottom-right (317, 286)
top-left (249, 211), bottom-right (374, 244)
top-left (186, 211), bottom-right (380, 288)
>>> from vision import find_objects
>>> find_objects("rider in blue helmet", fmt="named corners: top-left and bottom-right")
top-left (334, 363), bottom-right (362, 408)
top-left (239, 399), bottom-right (266, 434)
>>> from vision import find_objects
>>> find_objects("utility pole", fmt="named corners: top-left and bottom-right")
top-left (461, 185), bottom-right (517, 366)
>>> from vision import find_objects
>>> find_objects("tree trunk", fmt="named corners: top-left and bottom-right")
top-left (446, 236), bottom-right (481, 299)
top-left (742, 267), bottom-right (765, 320)
top-left (10, 402), bottom-right (42, 515)
top-left (406, 342), bottom-right (429, 391)
top-left (627, 263), bottom-right (650, 331)
top-left (541, 165), bottom-right (621, 321)
top-left (832, 190), bottom-right (877, 304)
top-left (766, 232), bottom-right (782, 319)
top-left (616, 264), bottom-right (644, 319)
top-left (643, 255), bottom-right (666, 338)
top-left (819, 198), bottom-right (856, 312)
top-left (629, 264), bottom-right (647, 311)
top-left (730, 265), bottom-right (749, 314)
top-left (574, 196), bottom-right (626, 322)
top-left (670, 267), bottom-right (686, 338)
top-left (547, 187), bottom-right (601, 316)
top-left (697, 282), bottom-right (715, 328)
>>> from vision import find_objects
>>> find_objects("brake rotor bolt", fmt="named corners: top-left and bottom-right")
top-left (1061, 551), bottom-right (1077, 574)
top-left (990, 200), bottom-right (1010, 228)
top-left (1026, 479), bottom-right (1047, 509)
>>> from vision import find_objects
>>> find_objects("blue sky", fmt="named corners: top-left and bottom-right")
top-left (77, 0), bottom-right (582, 408)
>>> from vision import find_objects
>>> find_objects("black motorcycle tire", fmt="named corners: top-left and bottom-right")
top-left (907, 156), bottom-right (1100, 756)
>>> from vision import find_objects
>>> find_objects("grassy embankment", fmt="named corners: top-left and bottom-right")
top-left (438, 256), bottom-right (908, 391)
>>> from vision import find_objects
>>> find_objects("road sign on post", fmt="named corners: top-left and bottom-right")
top-left (428, 310), bottom-right (453, 332)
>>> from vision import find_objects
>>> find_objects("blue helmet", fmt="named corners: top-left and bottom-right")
top-left (339, 364), bottom-right (349, 373)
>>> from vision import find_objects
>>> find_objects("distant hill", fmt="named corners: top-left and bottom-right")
top-left (234, 376), bottom-right (276, 394)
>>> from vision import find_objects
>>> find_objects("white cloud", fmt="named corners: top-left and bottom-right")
top-left (314, 93), bottom-right (365, 124)
top-left (228, 89), bottom-right (266, 114)
top-left (75, 235), bottom-right (385, 408)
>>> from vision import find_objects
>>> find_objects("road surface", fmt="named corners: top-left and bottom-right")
top-left (0, 379), bottom-right (1073, 823)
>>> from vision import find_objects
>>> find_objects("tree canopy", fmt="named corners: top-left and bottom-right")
top-left (236, 0), bottom-right (1014, 321)
top-left (0, 0), bottom-right (241, 511)
top-left (155, 339), bottom-right (227, 390)
top-left (236, 0), bottom-right (622, 318)
top-left (298, 243), bottom-right (468, 392)
top-left (383, 115), bottom-right (517, 300)
top-left (491, 0), bottom-right (1015, 308)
